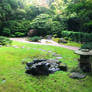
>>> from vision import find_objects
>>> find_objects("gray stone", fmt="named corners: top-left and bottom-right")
top-left (25, 59), bottom-right (67, 76)
top-left (56, 57), bottom-right (63, 60)
top-left (21, 46), bottom-right (25, 48)
top-left (46, 59), bottom-right (58, 63)
top-left (12, 45), bottom-right (19, 48)
top-left (52, 54), bottom-right (61, 57)
top-left (0, 45), bottom-right (2, 47)
top-left (69, 72), bottom-right (86, 79)
top-left (48, 51), bottom-right (52, 53)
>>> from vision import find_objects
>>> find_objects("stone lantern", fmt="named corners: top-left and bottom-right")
top-left (75, 49), bottom-right (92, 72)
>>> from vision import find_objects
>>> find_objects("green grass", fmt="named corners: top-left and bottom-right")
top-left (61, 41), bottom-right (82, 47)
top-left (0, 41), bottom-right (92, 92)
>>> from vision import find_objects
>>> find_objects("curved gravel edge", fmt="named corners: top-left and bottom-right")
top-left (10, 38), bottom-right (79, 51)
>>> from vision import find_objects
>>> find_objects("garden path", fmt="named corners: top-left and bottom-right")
top-left (10, 38), bottom-right (79, 51)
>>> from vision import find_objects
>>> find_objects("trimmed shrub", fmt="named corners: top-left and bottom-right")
top-left (81, 42), bottom-right (92, 50)
top-left (62, 31), bottom-right (92, 43)
top-left (28, 36), bottom-right (41, 42)
top-left (15, 32), bottom-right (25, 37)
top-left (52, 37), bottom-right (61, 43)
top-left (0, 36), bottom-right (12, 46)
top-left (52, 37), bottom-right (67, 43)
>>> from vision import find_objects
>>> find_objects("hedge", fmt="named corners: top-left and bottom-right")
top-left (62, 31), bottom-right (92, 42)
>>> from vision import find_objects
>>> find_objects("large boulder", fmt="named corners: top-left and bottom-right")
top-left (27, 29), bottom-right (37, 37)
top-left (26, 62), bottom-right (50, 75)
top-left (25, 59), bottom-right (67, 76)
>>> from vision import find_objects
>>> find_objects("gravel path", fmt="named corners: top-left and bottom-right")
top-left (10, 38), bottom-right (79, 51)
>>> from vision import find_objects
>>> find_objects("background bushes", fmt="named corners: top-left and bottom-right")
top-left (81, 42), bottom-right (92, 50)
top-left (2, 20), bottom-right (31, 37)
top-left (30, 14), bottom-right (63, 37)
top-left (0, 0), bottom-right (92, 44)
top-left (62, 31), bottom-right (92, 43)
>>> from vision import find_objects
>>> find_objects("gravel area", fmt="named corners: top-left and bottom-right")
top-left (10, 38), bottom-right (79, 51)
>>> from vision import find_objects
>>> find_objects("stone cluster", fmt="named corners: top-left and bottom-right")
top-left (25, 59), bottom-right (67, 76)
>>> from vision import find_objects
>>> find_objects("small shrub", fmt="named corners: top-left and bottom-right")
top-left (15, 32), bottom-right (25, 37)
top-left (0, 36), bottom-right (12, 46)
top-left (81, 42), bottom-right (92, 50)
top-left (28, 36), bottom-right (41, 42)
top-left (64, 37), bottom-right (69, 40)
top-left (2, 28), bottom-right (11, 36)
top-left (52, 37), bottom-right (61, 43)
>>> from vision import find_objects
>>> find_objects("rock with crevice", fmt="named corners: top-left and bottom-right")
top-left (25, 59), bottom-right (67, 76)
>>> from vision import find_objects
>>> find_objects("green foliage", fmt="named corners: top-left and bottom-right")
top-left (62, 30), bottom-right (92, 42)
top-left (67, 17), bottom-right (81, 32)
top-left (81, 42), bottom-right (92, 50)
top-left (52, 37), bottom-right (61, 43)
top-left (0, 0), bottom-right (54, 37)
top-left (3, 20), bottom-right (31, 37)
top-left (2, 28), bottom-right (11, 36)
top-left (50, 21), bottom-right (62, 37)
top-left (28, 36), bottom-right (41, 42)
top-left (25, 5), bottom-right (54, 20)
top-left (66, 0), bottom-right (92, 33)
top-left (15, 32), bottom-right (25, 37)
top-left (0, 36), bottom-right (12, 45)
top-left (30, 14), bottom-right (52, 36)
top-left (30, 14), bottom-right (62, 36)
top-left (0, 0), bottom-right (92, 38)
top-left (14, 8), bottom-right (26, 20)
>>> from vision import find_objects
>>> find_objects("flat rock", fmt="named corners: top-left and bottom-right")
top-left (69, 72), bottom-right (86, 79)
top-left (56, 57), bottom-right (63, 60)
top-left (52, 54), bottom-right (61, 57)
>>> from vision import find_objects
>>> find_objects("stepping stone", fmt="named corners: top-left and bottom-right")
top-left (53, 54), bottom-right (61, 57)
top-left (12, 45), bottom-right (19, 48)
top-left (56, 57), bottom-right (63, 60)
top-left (0, 45), bottom-right (2, 47)
top-left (6, 45), bottom-right (10, 47)
top-left (48, 51), bottom-right (52, 53)
top-left (21, 46), bottom-right (25, 48)
top-left (69, 72), bottom-right (86, 79)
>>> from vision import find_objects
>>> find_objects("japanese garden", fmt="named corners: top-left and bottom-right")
top-left (0, 0), bottom-right (92, 92)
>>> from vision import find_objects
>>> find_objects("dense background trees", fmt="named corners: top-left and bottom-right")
top-left (0, 0), bottom-right (92, 42)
